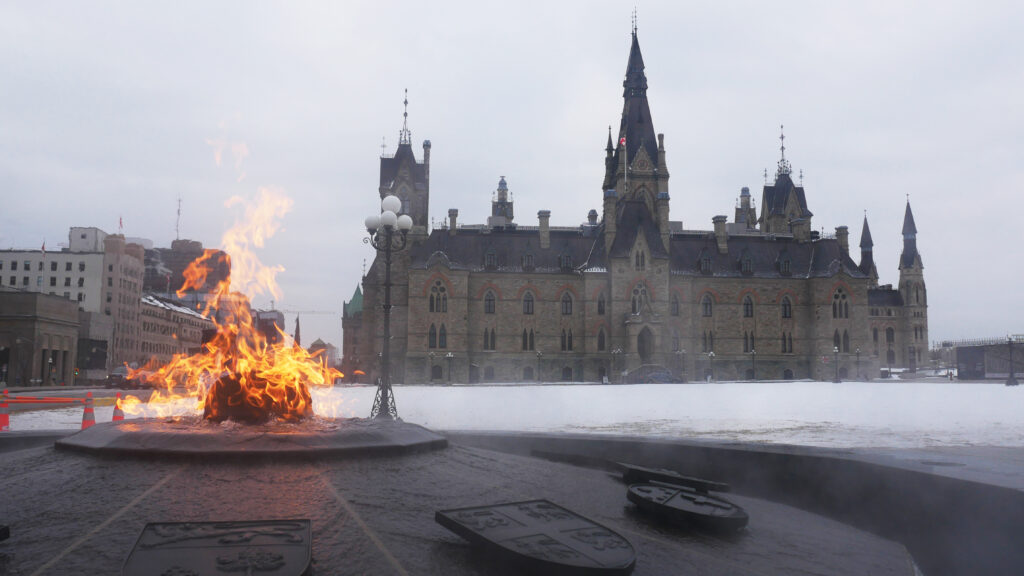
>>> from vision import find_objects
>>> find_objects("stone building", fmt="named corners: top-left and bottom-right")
top-left (139, 294), bottom-right (214, 367)
top-left (0, 227), bottom-right (144, 372)
top-left (0, 289), bottom-right (80, 387)
top-left (348, 29), bottom-right (928, 384)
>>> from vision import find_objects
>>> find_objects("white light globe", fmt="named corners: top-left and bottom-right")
top-left (381, 195), bottom-right (402, 214)
top-left (397, 214), bottom-right (413, 231)
top-left (365, 214), bottom-right (381, 232)
top-left (380, 210), bottom-right (398, 228)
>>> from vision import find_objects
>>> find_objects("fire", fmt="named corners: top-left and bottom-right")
top-left (126, 188), bottom-right (342, 423)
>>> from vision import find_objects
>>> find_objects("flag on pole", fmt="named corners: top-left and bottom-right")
top-left (619, 137), bottom-right (626, 147)
top-left (119, 216), bottom-right (123, 232)
top-left (41, 241), bottom-right (46, 257)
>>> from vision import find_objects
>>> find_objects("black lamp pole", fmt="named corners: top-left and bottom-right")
top-left (366, 196), bottom-right (412, 420)
top-left (446, 352), bottom-right (454, 385)
top-left (750, 348), bottom-right (756, 381)
top-left (833, 346), bottom-right (841, 383)
top-left (856, 348), bottom-right (861, 380)
top-left (1008, 337), bottom-right (1018, 387)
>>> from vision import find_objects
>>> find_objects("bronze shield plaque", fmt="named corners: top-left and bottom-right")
top-left (436, 499), bottom-right (635, 575)
top-left (122, 520), bottom-right (311, 576)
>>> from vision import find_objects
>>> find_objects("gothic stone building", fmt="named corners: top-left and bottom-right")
top-left (344, 30), bottom-right (928, 384)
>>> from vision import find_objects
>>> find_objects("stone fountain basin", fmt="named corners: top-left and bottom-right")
top-left (55, 417), bottom-right (447, 459)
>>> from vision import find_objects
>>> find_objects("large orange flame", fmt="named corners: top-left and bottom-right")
top-left (127, 188), bottom-right (342, 423)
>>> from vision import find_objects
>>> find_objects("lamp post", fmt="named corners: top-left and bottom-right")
top-left (428, 351), bottom-right (435, 382)
top-left (707, 351), bottom-right (715, 382)
top-left (536, 350), bottom-right (543, 383)
top-left (887, 343), bottom-right (893, 379)
top-left (47, 356), bottom-right (54, 386)
top-left (610, 347), bottom-right (622, 384)
top-left (856, 348), bottom-right (861, 381)
top-left (833, 346), bottom-right (841, 383)
top-left (1007, 336), bottom-right (1018, 387)
top-left (445, 352), bottom-right (454, 385)
top-left (750, 348), bottom-right (756, 381)
top-left (364, 194), bottom-right (413, 419)
top-left (675, 348), bottom-right (686, 383)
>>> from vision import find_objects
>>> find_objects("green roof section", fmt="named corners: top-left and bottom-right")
top-left (343, 285), bottom-right (363, 317)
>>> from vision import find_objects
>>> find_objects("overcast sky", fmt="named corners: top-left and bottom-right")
top-left (1, 1), bottom-right (1021, 347)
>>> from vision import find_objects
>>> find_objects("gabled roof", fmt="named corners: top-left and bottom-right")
top-left (608, 201), bottom-right (667, 259)
top-left (343, 285), bottom-right (363, 317)
top-left (668, 234), bottom-right (867, 279)
top-left (760, 172), bottom-right (812, 220)
top-left (409, 229), bottom-right (598, 273)
top-left (379, 143), bottom-right (427, 191)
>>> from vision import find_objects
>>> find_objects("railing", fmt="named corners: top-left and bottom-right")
top-left (936, 335), bottom-right (1024, 348)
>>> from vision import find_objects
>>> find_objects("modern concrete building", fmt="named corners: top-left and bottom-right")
top-left (0, 289), bottom-right (80, 387)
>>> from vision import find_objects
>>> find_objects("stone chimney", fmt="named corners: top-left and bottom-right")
top-left (835, 225), bottom-right (849, 256)
top-left (538, 210), bottom-right (551, 249)
top-left (423, 140), bottom-right (431, 180)
top-left (448, 209), bottom-right (458, 236)
top-left (713, 215), bottom-right (729, 254)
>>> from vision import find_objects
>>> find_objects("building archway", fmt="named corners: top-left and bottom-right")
top-left (637, 327), bottom-right (654, 362)
top-left (783, 368), bottom-right (794, 380)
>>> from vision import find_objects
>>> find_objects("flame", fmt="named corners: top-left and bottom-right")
top-left (125, 188), bottom-right (341, 423)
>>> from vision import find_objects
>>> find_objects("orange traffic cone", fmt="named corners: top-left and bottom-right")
top-left (112, 393), bottom-right (125, 422)
top-left (1, 389), bottom-right (9, 432)
top-left (81, 392), bottom-right (95, 430)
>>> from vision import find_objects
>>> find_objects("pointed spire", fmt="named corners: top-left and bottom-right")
top-left (399, 89), bottom-right (411, 145)
top-left (623, 27), bottom-right (648, 98)
top-left (860, 212), bottom-right (874, 249)
top-left (902, 199), bottom-right (917, 237)
top-left (775, 124), bottom-right (792, 179)
top-left (294, 315), bottom-right (302, 347)
top-left (606, 125), bottom-right (613, 153)
top-left (615, 24), bottom-right (658, 177)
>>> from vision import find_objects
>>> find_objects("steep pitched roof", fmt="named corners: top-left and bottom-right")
top-left (859, 215), bottom-right (874, 249)
top-left (409, 229), bottom-right (598, 273)
top-left (902, 201), bottom-right (917, 235)
top-left (760, 172), bottom-right (812, 221)
top-left (608, 200), bottom-right (667, 259)
top-left (343, 285), bottom-right (363, 317)
top-left (379, 143), bottom-right (427, 191)
top-left (667, 234), bottom-right (867, 279)
top-left (612, 31), bottom-right (659, 175)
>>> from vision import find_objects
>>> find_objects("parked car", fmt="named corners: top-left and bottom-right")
top-left (106, 366), bottom-right (129, 388)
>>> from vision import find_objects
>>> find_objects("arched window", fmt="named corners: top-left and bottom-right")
top-left (598, 329), bottom-right (606, 351)
top-left (438, 325), bottom-right (447, 348)
top-left (701, 294), bottom-right (713, 317)
top-left (561, 293), bottom-right (573, 315)
top-left (631, 286), bottom-right (648, 315)
top-left (743, 296), bottom-right (754, 318)
top-left (886, 327), bottom-right (895, 344)
top-left (561, 329), bottom-right (567, 351)
top-left (430, 281), bottom-right (447, 313)
top-left (781, 296), bottom-right (792, 319)
top-left (484, 291), bottom-right (495, 314)
top-left (597, 294), bottom-right (606, 315)
top-left (671, 295), bottom-right (680, 316)
top-left (523, 292), bottom-right (534, 315)
top-left (429, 324), bottom-right (437, 348)
top-left (833, 289), bottom-right (849, 319)
top-left (843, 330), bottom-right (850, 352)
top-left (561, 367), bottom-right (573, 381)
top-left (700, 255), bottom-right (712, 274)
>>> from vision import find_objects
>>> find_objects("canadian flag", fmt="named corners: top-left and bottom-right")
top-left (619, 137), bottom-right (626, 147)
top-left (41, 241), bottom-right (45, 256)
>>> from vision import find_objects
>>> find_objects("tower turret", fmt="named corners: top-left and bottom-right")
top-left (897, 199), bottom-right (927, 371)
top-left (859, 214), bottom-right (878, 280)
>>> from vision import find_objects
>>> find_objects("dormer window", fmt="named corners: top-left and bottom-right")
top-left (635, 250), bottom-right (646, 271)
top-left (522, 253), bottom-right (534, 270)
top-left (484, 250), bottom-right (497, 270)
top-left (780, 258), bottom-right (791, 275)
top-left (700, 254), bottom-right (712, 274)
top-left (742, 257), bottom-right (753, 275)
top-left (559, 253), bottom-right (573, 270)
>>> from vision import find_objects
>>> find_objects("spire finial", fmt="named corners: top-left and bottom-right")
top-left (380, 136), bottom-right (387, 157)
top-left (775, 124), bottom-right (792, 179)
top-left (632, 7), bottom-right (638, 35)
top-left (799, 168), bottom-right (804, 185)
top-left (399, 89), bottom-right (411, 145)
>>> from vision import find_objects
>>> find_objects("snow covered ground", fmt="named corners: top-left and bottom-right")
top-left (9, 381), bottom-right (1022, 449)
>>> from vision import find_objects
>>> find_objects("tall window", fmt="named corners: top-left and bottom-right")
top-left (886, 327), bottom-right (895, 344)
top-left (842, 330), bottom-right (850, 353)
top-left (701, 294), bottom-right (713, 317)
top-left (631, 286), bottom-right (648, 314)
top-left (429, 324), bottom-right (437, 348)
top-left (635, 250), bottom-right (646, 271)
top-left (561, 329), bottom-right (573, 351)
top-left (671, 295), bottom-right (680, 316)
top-left (561, 293), bottom-right (573, 315)
top-left (439, 325), bottom-right (447, 348)
top-left (430, 281), bottom-right (447, 313)
top-left (597, 329), bottom-right (606, 351)
top-left (743, 332), bottom-right (750, 353)
top-left (485, 251), bottom-right (497, 269)
top-left (523, 292), bottom-right (534, 315)
top-left (484, 291), bottom-right (496, 314)
top-left (522, 329), bottom-right (535, 351)
top-left (781, 296), bottom-right (792, 319)
top-left (522, 254), bottom-right (534, 269)
top-left (743, 296), bottom-right (754, 318)
top-left (781, 332), bottom-right (787, 353)
top-left (741, 256), bottom-right (752, 274)
top-left (559, 254), bottom-right (572, 269)
top-left (597, 294), bottom-right (606, 315)
top-left (833, 289), bottom-right (849, 319)
top-left (700, 255), bottom-right (711, 274)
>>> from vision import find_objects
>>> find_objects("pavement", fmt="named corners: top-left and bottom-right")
top-left (0, 426), bottom-right (917, 576)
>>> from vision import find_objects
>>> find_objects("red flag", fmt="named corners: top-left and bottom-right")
top-left (41, 241), bottom-right (45, 257)
top-left (619, 137), bottom-right (626, 147)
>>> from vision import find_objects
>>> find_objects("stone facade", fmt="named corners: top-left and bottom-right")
top-left (349, 30), bottom-right (927, 384)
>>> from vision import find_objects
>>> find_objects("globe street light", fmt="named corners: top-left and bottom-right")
top-left (365, 194), bottom-right (414, 419)
top-left (833, 346), bottom-right (841, 383)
